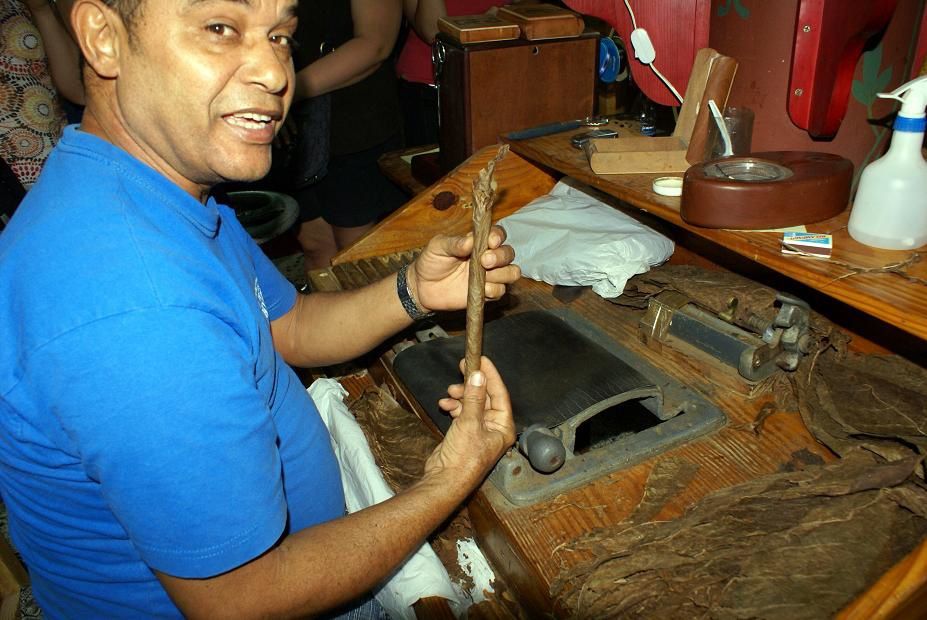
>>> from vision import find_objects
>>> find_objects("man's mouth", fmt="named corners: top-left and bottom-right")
top-left (226, 112), bottom-right (275, 131)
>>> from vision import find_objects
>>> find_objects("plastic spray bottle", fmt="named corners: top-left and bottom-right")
top-left (848, 76), bottom-right (927, 250)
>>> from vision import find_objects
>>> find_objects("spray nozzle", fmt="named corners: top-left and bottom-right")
top-left (878, 75), bottom-right (927, 120)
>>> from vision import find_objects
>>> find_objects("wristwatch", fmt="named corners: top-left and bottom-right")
top-left (396, 263), bottom-right (435, 321)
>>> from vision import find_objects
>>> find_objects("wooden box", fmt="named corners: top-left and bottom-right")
top-left (436, 31), bottom-right (598, 172)
top-left (497, 3), bottom-right (586, 40)
top-left (437, 14), bottom-right (521, 44)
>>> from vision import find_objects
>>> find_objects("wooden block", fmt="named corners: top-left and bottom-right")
top-left (437, 14), bottom-right (521, 44)
top-left (586, 136), bottom-right (690, 175)
top-left (497, 3), bottom-right (586, 40)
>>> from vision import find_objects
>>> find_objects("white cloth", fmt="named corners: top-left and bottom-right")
top-left (309, 379), bottom-right (463, 620)
top-left (498, 179), bottom-right (674, 298)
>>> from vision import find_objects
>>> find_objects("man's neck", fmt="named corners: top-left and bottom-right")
top-left (79, 90), bottom-right (212, 204)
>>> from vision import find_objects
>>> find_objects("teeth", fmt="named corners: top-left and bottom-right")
top-left (227, 112), bottom-right (272, 130)
top-left (239, 112), bottom-right (272, 122)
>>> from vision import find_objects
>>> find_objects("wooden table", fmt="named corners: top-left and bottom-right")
top-left (376, 144), bottom-right (438, 197)
top-left (326, 139), bottom-right (927, 617)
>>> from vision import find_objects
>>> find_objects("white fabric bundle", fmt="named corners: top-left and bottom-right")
top-left (309, 379), bottom-right (463, 619)
top-left (498, 179), bottom-right (674, 298)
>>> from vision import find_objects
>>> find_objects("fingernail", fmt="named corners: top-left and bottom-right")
top-left (469, 371), bottom-right (485, 387)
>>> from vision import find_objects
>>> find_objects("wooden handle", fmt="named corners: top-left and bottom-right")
top-left (464, 145), bottom-right (508, 377)
top-left (686, 55), bottom-right (738, 164)
top-left (673, 48), bottom-right (721, 142)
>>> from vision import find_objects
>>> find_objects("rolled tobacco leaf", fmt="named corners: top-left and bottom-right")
top-left (465, 145), bottom-right (509, 377)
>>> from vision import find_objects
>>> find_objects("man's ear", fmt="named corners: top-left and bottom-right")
top-left (71, 0), bottom-right (129, 79)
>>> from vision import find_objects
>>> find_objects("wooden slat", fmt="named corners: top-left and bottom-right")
top-left (839, 539), bottom-right (927, 619)
top-left (0, 537), bottom-right (27, 598)
top-left (333, 147), bottom-right (558, 265)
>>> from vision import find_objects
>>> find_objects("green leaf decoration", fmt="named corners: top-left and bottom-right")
top-left (734, 0), bottom-right (750, 19)
top-left (853, 43), bottom-right (892, 106)
top-left (876, 66), bottom-right (893, 94)
top-left (717, 0), bottom-right (750, 19)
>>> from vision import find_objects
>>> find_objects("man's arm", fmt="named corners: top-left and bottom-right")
top-left (157, 358), bottom-right (515, 618)
top-left (294, 0), bottom-right (402, 100)
top-left (270, 228), bottom-right (519, 368)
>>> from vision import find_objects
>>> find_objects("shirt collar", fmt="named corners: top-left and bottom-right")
top-left (59, 125), bottom-right (221, 237)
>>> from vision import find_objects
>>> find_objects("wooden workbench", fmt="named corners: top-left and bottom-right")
top-left (329, 137), bottom-right (927, 617)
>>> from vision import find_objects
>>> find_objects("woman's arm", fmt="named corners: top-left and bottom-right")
top-left (406, 0), bottom-right (447, 45)
top-left (25, 0), bottom-right (85, 106)
top-left (293, 0), bottom-right (402, 100)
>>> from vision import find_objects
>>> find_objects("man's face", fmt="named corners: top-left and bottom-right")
top-left (113, 0), bottom-right (298, 194)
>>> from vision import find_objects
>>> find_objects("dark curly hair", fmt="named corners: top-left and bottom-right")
top-left (102, 0), bottom-right (146, 33)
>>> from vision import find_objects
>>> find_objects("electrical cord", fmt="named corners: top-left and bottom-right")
top-left (623, 0), bottom-right (683, 103)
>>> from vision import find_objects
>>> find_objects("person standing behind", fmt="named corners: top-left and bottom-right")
top-left (0, 0), bottom-right (68, 222)
top-left (291, 0), bottom-right (408, 271)
top-left (23, 0), bottom-right (84, 109)
top-left (1, 0), bottom-right (84, 228)
top-left (396, 0), bottom-right (511, 148)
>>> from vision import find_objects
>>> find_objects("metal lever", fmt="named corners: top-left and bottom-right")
top-left (742, 293), bottom-right (812, 377)
top-left (518, 424), bottom-right (566, 474)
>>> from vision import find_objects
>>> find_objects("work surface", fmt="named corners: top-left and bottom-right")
top-left (357, 135), bottom-right (927, 349)
top-left (326, 139), bottom-right (927, 616)
top-left (314, 264), bottom-right (926, 617)
top-left (444, 278), bottom-right (836, 613)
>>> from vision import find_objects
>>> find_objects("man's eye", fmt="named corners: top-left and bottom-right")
top-left (270, 34), bottom-right (298, 49)
top-left (205, 23), bottom-right (237, 37)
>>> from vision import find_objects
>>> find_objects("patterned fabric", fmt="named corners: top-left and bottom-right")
top-left (0, 1), bottom-right (66, 189)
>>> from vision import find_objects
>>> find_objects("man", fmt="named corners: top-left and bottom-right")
top-left (0, 0), bottom-right (519, 617)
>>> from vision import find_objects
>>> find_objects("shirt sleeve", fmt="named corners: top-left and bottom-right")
top-left (241, 221), bottom-right (297, 321)
top-left (34, 306), bottom-right (289, 578)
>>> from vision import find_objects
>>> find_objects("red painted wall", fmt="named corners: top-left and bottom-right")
top-left (708, 0), bottom-right (925, 186)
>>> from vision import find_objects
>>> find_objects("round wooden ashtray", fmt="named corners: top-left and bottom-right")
top-left (681, 151), bottom-right (853, 229)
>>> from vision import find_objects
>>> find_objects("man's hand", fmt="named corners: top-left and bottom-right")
top-left (160, 356), bottom-right (513, 618)
top-left (427, 357), bottom-right (515, 485)
top-left (408, 226), bottom-right (521, 313)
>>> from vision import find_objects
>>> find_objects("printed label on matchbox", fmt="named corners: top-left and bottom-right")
top-left (781, 232), bottom-right (833, 258)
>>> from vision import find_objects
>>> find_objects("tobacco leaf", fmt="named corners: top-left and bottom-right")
top-left (792, 353), bottom-right (927, 464)
top-left (551, 452), bottom-right (927, 619)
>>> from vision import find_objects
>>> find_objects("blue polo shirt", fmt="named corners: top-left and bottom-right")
top-left (0, 127), bottom-right (345, 618)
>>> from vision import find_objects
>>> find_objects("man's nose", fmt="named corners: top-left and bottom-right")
top-left (242, 40), bottom-right (290, 94)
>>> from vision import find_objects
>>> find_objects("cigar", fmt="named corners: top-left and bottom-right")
top-left (464, 145), bottom-right (508, 377)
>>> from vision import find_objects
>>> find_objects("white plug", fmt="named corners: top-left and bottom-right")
top-left (629, 28), bottom-right (656, 64)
